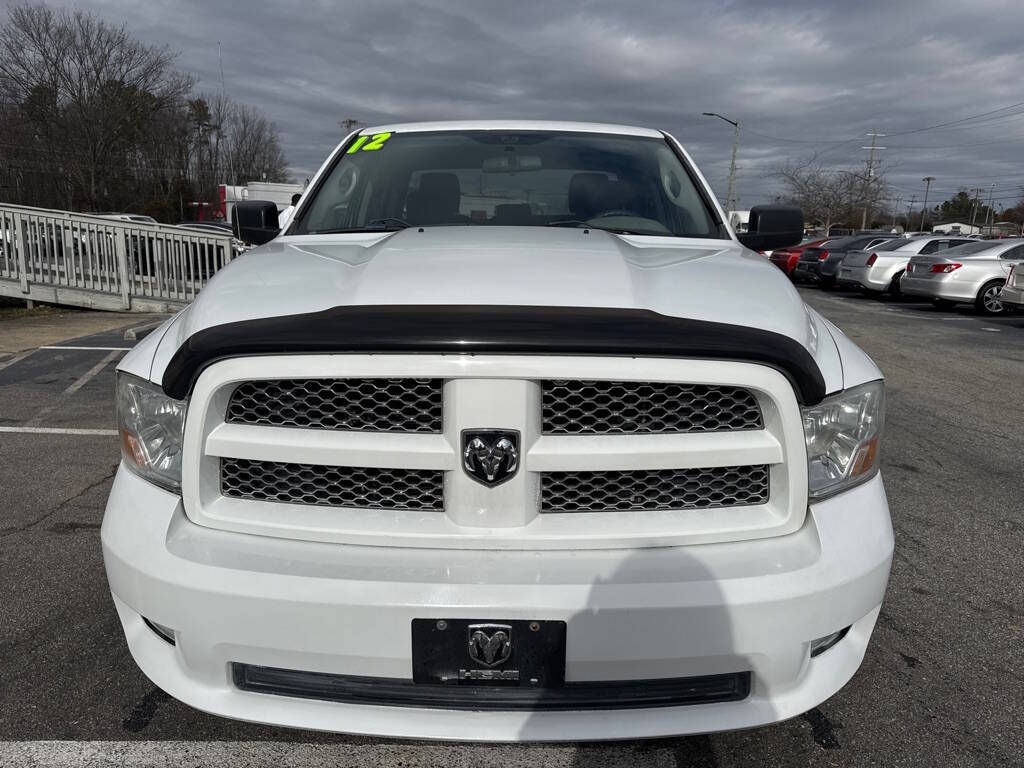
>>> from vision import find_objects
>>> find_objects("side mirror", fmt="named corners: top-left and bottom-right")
top-left (737, 205), bottom-right (804, 251)
top-left (232, 201), bottom-right (280, 246)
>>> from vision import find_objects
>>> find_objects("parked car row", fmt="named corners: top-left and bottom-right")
top-left (775, 233), bottom-right (1024, 315)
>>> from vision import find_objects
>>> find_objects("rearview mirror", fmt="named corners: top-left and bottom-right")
top-left (232, 201), bottom-right (280, 246)
top-left (482, 155), bottom-right (543, 173)
top-left (737, 205), bottom-right (804, 251)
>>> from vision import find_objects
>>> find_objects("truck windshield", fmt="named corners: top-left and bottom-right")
top-left (290, 131), bottom-right (725, 239)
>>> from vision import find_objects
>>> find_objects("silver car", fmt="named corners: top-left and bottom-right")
top-left (838, 236), bottom-right (973, 297)
top-left (902, 239), bottom-right (1024, 314)
top-left (999, 262), bottom-right (1024, 310)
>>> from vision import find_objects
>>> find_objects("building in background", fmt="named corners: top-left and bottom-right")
top-left (932, 222), bottom-right (981, 235)
top-left (220, 182), bottom-right (305, 223)
top-left (728, 210), bottom-right (750, 233)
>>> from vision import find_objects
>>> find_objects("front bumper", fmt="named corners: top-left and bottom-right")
top-left (102, 467), bottom-right (893, 742)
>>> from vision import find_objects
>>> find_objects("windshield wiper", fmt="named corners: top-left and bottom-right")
top-left (366, 217), bottom-right (411, 229)
top-left (547, 219), bottom-right (638, 235)
top-left (309, 217), bottom-right (411, 235)
top-left (546, 219), bottom-right (682, 237)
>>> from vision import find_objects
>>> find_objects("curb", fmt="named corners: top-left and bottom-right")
top-left (124, 320), bottom-right (163, 342)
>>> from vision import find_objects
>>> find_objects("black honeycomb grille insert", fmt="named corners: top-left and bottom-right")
top-left (221, 458), bottom-right (444, 511)
top-left (541, 465), bottom-right (769, 513)
top-left (543, 380), bottom-right (762, 435)
top-left (226, 378), bottom-right (442, 433)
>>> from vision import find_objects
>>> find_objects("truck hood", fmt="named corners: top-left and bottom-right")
top-left (141, 226), bottom-right (844, 392)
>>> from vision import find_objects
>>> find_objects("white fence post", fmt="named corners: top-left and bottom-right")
top-left (16, 214), bottom-right (30, 294)
top-left (114, 232), bottom-right (132, 311)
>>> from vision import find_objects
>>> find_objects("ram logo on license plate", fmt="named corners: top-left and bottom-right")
top-left (460, 624), bottom-right (518, 681)
top-left (467, 623), bottom-right (512, 666)
top-left (411, 618), bottom-right (566, 687)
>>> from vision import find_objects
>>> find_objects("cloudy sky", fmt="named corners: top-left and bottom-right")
top-left (78, 0), bottom-right (1024, 211)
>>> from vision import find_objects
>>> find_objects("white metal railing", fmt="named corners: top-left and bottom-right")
top-left (0, 203), bottom-right (239, 312)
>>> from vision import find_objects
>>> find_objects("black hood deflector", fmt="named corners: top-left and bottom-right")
top-left (161, 305), bottom-right (826, 404)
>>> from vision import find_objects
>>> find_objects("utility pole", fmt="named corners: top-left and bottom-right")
top-left (860, 131), bottom-right (886, 230)
top-left (702, 112), bottom-right (740, 213)
top-left (906, 194), bottom-right (916, 230)
top-left (920, 177), bottom-right (935, 231)
top-left (984, 183), bottom-right (995, 233)
top-left (892, 196), bottom-right (902, 230)
top-left (969, 187), bottom-right (984, 230)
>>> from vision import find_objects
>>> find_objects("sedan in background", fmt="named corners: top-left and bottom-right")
top-left (175, 221), bottom-right (234, 235)
top-left (794, 234), bottom-right (898, 287)
top-left (769, 238), bottom-right (829, 276)
top-left (902, 239), bottom-right (1024, 314)
top-left (95, 213), bottom-right (159, 225)
top-left (838, 236), bottom-right (973, 297)
top-left (998, 263), bottom-right (1024, 310)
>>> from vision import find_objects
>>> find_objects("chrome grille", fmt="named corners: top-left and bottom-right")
top-left (543, 380), bottom-right (762, 435)
top-left (541, 465), bottom-right (769, 512)
top-left (220, 458), bottom-right (444, 511)
top-left (226, 378), bottom-right (442, 433)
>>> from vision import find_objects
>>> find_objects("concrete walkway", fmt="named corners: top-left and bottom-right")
top-left (0, 310), bottom-right (168, 357)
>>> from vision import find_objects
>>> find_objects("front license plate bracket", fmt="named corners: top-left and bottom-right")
top-left (412, 619), bottom-right (566, 688)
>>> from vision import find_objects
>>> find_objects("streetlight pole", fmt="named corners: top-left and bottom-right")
top-left (892, 196), bottom-right (902, 230)
top-left (919, 177), bottom-right (935, 231)
top-left (702, 112), bottom-right (740, 213)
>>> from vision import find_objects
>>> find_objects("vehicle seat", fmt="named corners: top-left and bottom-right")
top-left (568, 173), bottom-right (610, 220)
top-left (406, 173), bottom-right (467, 225)
top-left (492, 203), bottom-right (533, 225)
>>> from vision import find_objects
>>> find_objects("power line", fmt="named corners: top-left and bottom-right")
top-left (712, 99), bottom-right (1024, 151)
top-left (884, 101), bottom-right (1024, 137)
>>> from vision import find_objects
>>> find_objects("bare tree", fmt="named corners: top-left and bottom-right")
top-left (769, 154), bottom-right (892, 233)
top-left (770, 157), bottom-right (858, 234)
top-left (0, 3), bottom-right (191, 209)
top-left (0, 3), bottom-right (291, 219)
top-left (226, 103), bottom-right (290, 184)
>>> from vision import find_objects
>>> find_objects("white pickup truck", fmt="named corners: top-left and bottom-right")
top-left (102, 121), bottom-right (892, 742)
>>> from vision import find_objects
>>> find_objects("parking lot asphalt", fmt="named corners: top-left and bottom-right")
top-left (0, 290), bottom-right (1021, 767)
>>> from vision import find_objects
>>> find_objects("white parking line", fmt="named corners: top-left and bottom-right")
top-left (0, 426), bottom-right (117, 435)
top-left (981, 327), bottom-right (1001, 332)
top-left (25, 349), bottom-right (124, 427)
top-left (63, 349), bottom-right (124, 395)
top-left (40, 345), bottom-right (133, 351)
top-left (0, 349), bottom-right (36, 371)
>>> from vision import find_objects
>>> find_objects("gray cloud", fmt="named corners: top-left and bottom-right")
top-left (80, 0), bottom-right (1024, 209)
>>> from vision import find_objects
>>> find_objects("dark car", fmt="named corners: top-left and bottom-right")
top-left (794, 234), bottom-right (898, 287)
top-left (769, 238), bottom-right (830, 277)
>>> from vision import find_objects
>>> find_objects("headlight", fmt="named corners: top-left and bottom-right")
top-left (802, 380), bottom-right (884, 500)
top-left (117, 373), bottom-right (187, 492)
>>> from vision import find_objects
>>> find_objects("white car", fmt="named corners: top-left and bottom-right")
top-left (902, 238), bottom-right (1024, 314)
top-left (838, 235), bottom-right (973, 296)
top-left (94, 213), bottom-right (159, 225)
top-left (999, 263), bottom-right (1024, 310)
top-left (102, 120), bottom-right (893, 742)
